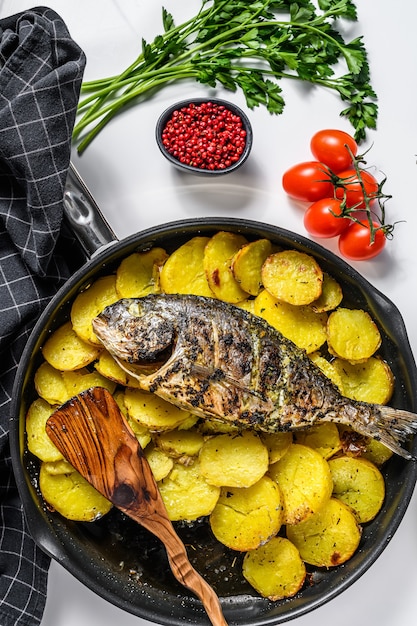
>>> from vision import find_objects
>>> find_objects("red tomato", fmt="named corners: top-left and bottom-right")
top-left (282, 161), bottom-right (333, 202)
top-left (338, 221), bottom-right (386, 260)
top-left (310, 129), bottom-right (358, 173)
top-left (335, 169), bottom-right (379, 209)
top-left (303, 198), bottom-right (350, 238)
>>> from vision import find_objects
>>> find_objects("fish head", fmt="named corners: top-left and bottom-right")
top-left (92, 298), bottom-right (176, 367)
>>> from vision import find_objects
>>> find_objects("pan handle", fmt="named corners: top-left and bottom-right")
top-left (63, 163), bottom-right (119, 258)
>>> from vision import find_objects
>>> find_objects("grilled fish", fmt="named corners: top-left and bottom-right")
top-left (92, 294), bottom-right (417, 460)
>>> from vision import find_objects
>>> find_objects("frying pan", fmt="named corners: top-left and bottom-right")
top-left (10, 165), bottom-right (417, 625)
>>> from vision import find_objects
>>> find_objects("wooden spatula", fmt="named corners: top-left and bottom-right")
top-left (46, 386), bottom-right (227, 626)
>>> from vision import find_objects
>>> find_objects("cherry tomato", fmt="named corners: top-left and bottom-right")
top-left (310, 129), bottom-right (358, 173)
top-left (282, 161), bottom-right (333, 202)
top-left (303, 198), bottom-right (350, 238)
top-left (338, 221), bottom-right (386, 260)
top-left (335, 169), bottom-right (379, 209)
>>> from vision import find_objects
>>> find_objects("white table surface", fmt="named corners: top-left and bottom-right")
top-left (2, 1), bottom-right (417, 624)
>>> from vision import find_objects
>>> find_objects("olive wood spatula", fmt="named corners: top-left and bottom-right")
top-left (45, 386), bottom-right (228, 626)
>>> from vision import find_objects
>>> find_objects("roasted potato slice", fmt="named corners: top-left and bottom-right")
top-left (269, 443), bottom-right (333, 525)
top-left (40, 462), bottom-right (112, 522)
top-left (328, 455), bottom-right (385, 523)
top-left (158, 460), bottom-right (220, 521)
top-left (310, 273), bottom-right (343, 313)
top-left (155, 428), bottom-right (204, 460)
top-left (254, 289), bottom-right (327, 353)
top-left (209, 476), bottom-right (284, 551)
top-left (261, 250), bottom-right (323, 306)
top-left (327, 308), bottom-right (382, 362)
top-left (26, 398), bottom-right (63, 462)
top-left (34, 361), bottom-right (68, 406)
top-left (260, 431), bottom-right (293, 464)
top-left (116, 248), bottom-right (168, 297)
top-left (294, 422), bottom-right (342, 460)
top-left (124, 387), bottom-right (196, 431)
top-left (308, 352), bottom-right (344, 392)
top-left (160, 236), bottom-right (213, 296)
top-left (242, 536), bottom-right (306, 601)
top-left (286, 498), bottom-right (361, 568)
top-left (231, 238), bottom-right (273, 296)
top-left (145, 445), bottom-right (174, 481)
top-left (203, 231), bottom-right (249, 303)
top-left (71, 275), bottom-right (120, 346)
top-left (42, 321), bottom-right (101, 371)
top-left (199, 431), bottom-right (269, 488)
top-left (332, 356), bottom-right (394, 404)
top-left (94, 350), bottom-right (142, 388)
top-left (61, 369), bottom-right (116, 400)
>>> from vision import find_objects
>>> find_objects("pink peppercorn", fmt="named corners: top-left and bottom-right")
top-left (160, 101), bottom-right (247, 171)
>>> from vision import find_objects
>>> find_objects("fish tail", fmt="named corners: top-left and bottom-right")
top-left (354, 405), bottom-right (417, 460)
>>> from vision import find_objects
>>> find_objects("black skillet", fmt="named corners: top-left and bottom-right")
top-left (9, 165), bottom-right (417, 625)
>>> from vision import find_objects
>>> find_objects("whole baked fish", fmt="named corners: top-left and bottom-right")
top-left (92, 294), bottom-right (417, 460)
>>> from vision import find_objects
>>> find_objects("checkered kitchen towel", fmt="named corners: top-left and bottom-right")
top-left (0, 7), bottom-right (85, 625)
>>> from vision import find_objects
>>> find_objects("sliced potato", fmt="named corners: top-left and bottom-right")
top-left (116, 248), bottom-right (168, 298)
top-left (260, 431), bottom-right (293, 464)
top-left (286, 498), bottom-right (361, 567)
top-left (145, 445), bottom-right (174, 481)
top-left (332, 356), bottom-right (394, 404)
top-left (308, 352), bottom-right (344, 392)
top-left (242, 536), bottom-right (306, 601)
top-left (362, 438), bottom-right (394, 466)
top-left (61, 369), bottom-right (116, 400)
top-left (254, 289), bottom-right (327, 353)
top-left (40, 462), bottom-right (112, 521)
top-left (158, 460), bottom-right (220, 521)
top-left (71, 275), bottom-right (120, 346)
top-left (160, 236), bottom-right (213, 296)
top-left (42, 321), bottom-right (101, 371)
top-left (41, 459), bottom-right (74, 475)
top-left (209, 477), bottom-right (283, 551)
top-left (156, 428), bottom-right (204, 460)
top-left (328, 455), bottom-right (385, 523)
top-left (94, 350), bottom-right (142, 388)
top-left (269, 443), bottom-right (333, 525)
top-left (26, 398), bottom-right (63, 462)
top-left (261, 250), bottom-right (323, 306)
top-left (199, 431), bottom-right (269, 488)
top-left (310, 273), bottom-right (343, 313)
top-left (34, 362), bottom-right (69, 405)
top-left (294, 422), bottom-right (342, 460)
top-left (327, 308), bottom-right (381, 362)
top-left (124, 387), bottom-right (195, 431)
top-left (231, 238), bottom-right (273, 296)
top-left (203, 231), bottom-right (249, 303)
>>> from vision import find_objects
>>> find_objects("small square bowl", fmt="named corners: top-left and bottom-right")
top-left (155, 98), bottom-right (253, 175)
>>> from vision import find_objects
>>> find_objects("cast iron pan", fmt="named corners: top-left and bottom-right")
top-left (9, 172), bottom-right (417, 625)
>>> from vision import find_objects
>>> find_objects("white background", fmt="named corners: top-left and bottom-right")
top-left (1, 1), bottom-right (416, 625)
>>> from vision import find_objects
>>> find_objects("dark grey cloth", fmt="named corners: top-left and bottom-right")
top-left (0, 7), bottom-right (86, 625)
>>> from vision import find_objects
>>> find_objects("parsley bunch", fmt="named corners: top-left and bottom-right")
top-left (74, 0), bottom-right (377, 154)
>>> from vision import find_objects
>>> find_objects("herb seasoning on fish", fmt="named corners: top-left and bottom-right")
top-left (92, 294), bottom-right (417, 460)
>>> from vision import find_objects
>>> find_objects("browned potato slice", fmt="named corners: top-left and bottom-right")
top-left (203, 231), bottom-right (249, 303)
top-left (209, 476), bottom-right (283, 551)
top-left (327, 308), bottom-right (381, 362)
top-left (242, 536), bottom-right (306, 601)
top-left (94, 350), bottom-right (142, 388)
top-left (124, 387), bottom-right (196, 431)
top-left (254, 289), bottom-right (327, 353)
top-left (71, 275), bottom-right (119, 345)
top-left (260, 431), bottom-right (293, 464)
top-left (156, 428), bottom-right (204, 460)
top-left (261, 250), bottom-right (323, 306)
top-left (231, 238), bottom-right (273, 296)
top-left (332, 356), bottom-right (394, 404)
top-left (294, 422), bottom-right (342, 460)
top-left (40, 462), bottom-right (112, 521)
top-left (145, 445), bottom-right (174, 481)
top-left (199, 431), bottom-right (269, 488)
top-left (26, 398), bottom-right (63, 462)
top-left (310, 273), bottom-right (343, 313)
top-left (328, 455), bottom-right (385, 523)
top-left (308, 352), bottom-right (344, 392)
top-left (158, 460), bottom-right (220, 521)
top-left (269, 443), bottom-right (333, 525)
top-left (160, 236), bottom-right (213, 296)
top-left (286, 498), bottom-right (361, 567)
top-left (42, 321), bottom-right (101, 371)
top-left (116, 248), bottom-right (168, 297)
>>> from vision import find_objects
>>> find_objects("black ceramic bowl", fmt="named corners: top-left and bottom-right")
top-left (10, 218), bottom-right (417, 626)
top-left (155, 98), bottom-right (253, 175)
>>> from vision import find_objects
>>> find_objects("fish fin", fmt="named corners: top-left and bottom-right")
top-left (360, 406), bottom-right (417, 460)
